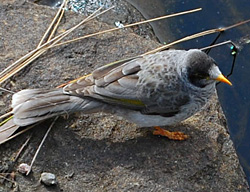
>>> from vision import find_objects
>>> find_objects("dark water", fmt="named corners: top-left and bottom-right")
top-left (128, 0), bottom-right (250, 184)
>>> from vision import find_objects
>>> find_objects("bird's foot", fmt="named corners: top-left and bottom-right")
top-left (153, 126), bottom-right (188, 140)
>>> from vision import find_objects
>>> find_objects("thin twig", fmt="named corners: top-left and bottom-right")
top-left (0, 115), bottom-right (13, 127)
top-left (141, 28), bottom-right (223, 56)
top-left (26, 116), bottom-right (58, 175)
top-left (47, 0), bottom-right (69, 42)
top-left (200, 40), bottom-right (233, 51)
top-left (146, 19), bottom-right (250, 55)
top-left (38, 0), bottom-right (68, 47)
top-left (0, 87), bottom-right (15, 94)
top-left (222, 18), bottom-right (250, 31)
top-left (0, 112), bottom-right (13, 121)
top-left (0, 124), bottom-right (36, 145)
top-left (0, 175), bottom-right (16, 184)
top-left (3, 48), bottom-right (49, 82)
top-left (50, 8), bottom-right (202, 48)
top-left (0, 7), bottom-right (109, 80)
top-left (0, 112), bottom-right (12, 121)
top-left (47, 6), bottom-right (114, 46)
top-left (14, 135), bottom-right (32, 162)
top-left (0, 6), bottom-right (113, 85)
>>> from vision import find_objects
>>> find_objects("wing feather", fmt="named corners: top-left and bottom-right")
top-left (92, 56), bottom-right (139, 78)
top-left (63, 57), bottom-right (144, 108)
top-left (63, 52), bottom-right (187, 113)
top-left (118, 75), bottom-right (138, 89)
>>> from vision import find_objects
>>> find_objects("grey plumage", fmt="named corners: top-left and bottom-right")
top-left (10, 49), bottom-right (229, 127)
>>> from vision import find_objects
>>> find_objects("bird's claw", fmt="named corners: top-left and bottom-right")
top-left (153, 126), bottom-right (189, 141)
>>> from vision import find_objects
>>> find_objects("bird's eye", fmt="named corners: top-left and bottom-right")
top-left (195, 73), bottom-right (207, 79)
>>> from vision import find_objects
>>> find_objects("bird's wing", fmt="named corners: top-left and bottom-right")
top-left (64, 53), bottom-right (190, 114)
top-left (64, 57), bottom-right (145, 109)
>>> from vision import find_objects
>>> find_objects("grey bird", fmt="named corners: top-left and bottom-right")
top-left (5, 49), bottom-right (232, 140)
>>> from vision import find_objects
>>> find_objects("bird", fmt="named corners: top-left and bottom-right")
top-left (3, 49), bottom-right (232, 141)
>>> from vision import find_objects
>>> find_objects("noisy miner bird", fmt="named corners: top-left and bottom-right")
top-left (8, 49), bottom-right (232, 140)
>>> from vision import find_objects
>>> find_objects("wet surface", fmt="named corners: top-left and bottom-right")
top-left (128, 0), bottom-right (250, 184)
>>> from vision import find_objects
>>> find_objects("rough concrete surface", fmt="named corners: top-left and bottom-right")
top-left (0, 0), bottom-right (249, 191)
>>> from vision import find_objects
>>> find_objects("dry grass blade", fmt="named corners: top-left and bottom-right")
top-left (142, 29), bottom-right (223, 56)
top-left (0, 0), bottom-right (69, 81)
top-left (222, 18), bottom-right (250, 30)
top-left (50, 8), bottom-right (202, 48)
top-left (0, 124), bottom-right (37, 145)
top-left (200, 40), bottom-right (233, 51)
top-left (38, 0), bottom-right (69, 47)
top-left (0, 112), bottom-right (13, 121)
top-left (26, 117), bottom-right (58, 175)
top-left (47, 0), bottom-right (69, 42)
top-left (14, 135), bottom-right (32, 162)
top-left (0, 175), bottom-right (16, 184)
top-left (0, 87), bottom-right (15, 94)
top-left (0, 6), bottom-right (113, 85)
top-left (46, 6), bottom-right (114, 47)
top-left (143, 19), bottom-right (250, 55)
top-left (0, 50), bottom-right (47, 84)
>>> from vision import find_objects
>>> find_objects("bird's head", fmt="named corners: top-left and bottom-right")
top-left (186, 50), bottom-right (232, 88)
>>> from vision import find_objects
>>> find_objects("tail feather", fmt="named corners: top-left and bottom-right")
top-left (12, 89), bottom-right (48, 108)
top-left (13, 94), bottom-right (71, 115)
top-left (0, 119), bottom-right (19, 144)
top-left (11, 88), bottom-right (103, 126)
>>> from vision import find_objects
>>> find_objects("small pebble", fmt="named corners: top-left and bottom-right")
top-left (40, 172), bottom-right (57, 186)
top-left (114, 21), bottom-right (124, 28)
top-left (65, 171), bottom-right (74, 179)
top-left (17, 163), bottom-right (31, 175)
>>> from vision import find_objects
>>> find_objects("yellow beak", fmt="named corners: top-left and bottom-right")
top-left (215, 74), bottom-right (232, 86)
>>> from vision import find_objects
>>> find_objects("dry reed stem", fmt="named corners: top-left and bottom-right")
top-left (0, 124), bottom-right (37, 145)
top-left (38, 0), bottom-right (68, 47)
top-left (0, 112), bottom-right (13, 121)
top-left (200, 40), bottom-right (233, 51)
top-left (142, 29), bottom-right (223, 56)
top-left (0, 6), bottom-right (113, 84)
top-left (50, 8), bottom-right (202, 48)
top-left (14, 135), bottom-right (32, 162)
top-left (46, 0), bottom-right (69, 43)
top-left (26, 117), bottom-right (58, 175)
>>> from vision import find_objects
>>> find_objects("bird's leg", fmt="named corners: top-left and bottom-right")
top-left (153, 126), bottom-right (188, 140)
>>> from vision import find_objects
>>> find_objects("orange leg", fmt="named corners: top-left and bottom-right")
top-left (153, 126), bottom-right (189, 140)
